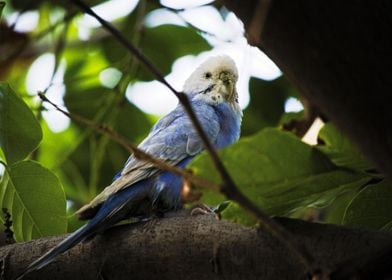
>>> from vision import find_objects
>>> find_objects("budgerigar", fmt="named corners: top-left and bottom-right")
top-left (21, 55), bottom-right (242, 276)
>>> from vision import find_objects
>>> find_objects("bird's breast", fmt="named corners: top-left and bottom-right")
top-left (213, 103), bottom-right (242, 149)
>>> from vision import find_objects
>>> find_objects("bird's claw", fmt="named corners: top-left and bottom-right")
top-left (190, 204), bottom-right (219, 220)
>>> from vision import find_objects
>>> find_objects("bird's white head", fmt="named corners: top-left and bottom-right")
top-left (183, 55), bottom-right (239, 107)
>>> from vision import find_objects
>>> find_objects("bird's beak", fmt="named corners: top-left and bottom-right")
top-left (219, 71), bottom-right (235, 102)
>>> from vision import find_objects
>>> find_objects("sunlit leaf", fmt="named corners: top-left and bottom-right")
top-left (0, 83), bottom-right (42, 164)
top-left (0, 160), bottom-right (67, 241)
top-left (343, 180), bottom-right (392, 230)
top-left (63, 46), bottom-right (109, 90)
top-left (190, 128), bottom-right (371, 224)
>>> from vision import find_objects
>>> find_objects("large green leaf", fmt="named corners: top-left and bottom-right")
top-left (190, 128), bottom-right (371, 223)
top-left (317, 123), bottom-right (374, 171)
top-left (343, 180), bottom-right (392, 230)
top-left (0, 83), bottom-right (43, 164)
top-left (0, 160), bottom-right (67, 241)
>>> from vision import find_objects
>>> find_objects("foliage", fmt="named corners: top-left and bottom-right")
top-left (0, 0), bottom-right (390, 243)
top-left (0, 2), bottom-right (4, 19)
top-left (0, 160), bottom-right (66, 241)
top-left (241, 77), bottom-right (299, 136)
top-left (343, 179), bottom-right (392, 230)
top-left (0, 83), bottom-right (42, 164)
top-left (0, 84), bottom-right (66, 241)
top-left (190, 128), bottom-right (373, 224)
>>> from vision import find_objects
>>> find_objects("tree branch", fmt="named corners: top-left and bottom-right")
top-left (68, 0), bottom-right (316, 272)
top-left (2, 215), bottom-right (392, 280)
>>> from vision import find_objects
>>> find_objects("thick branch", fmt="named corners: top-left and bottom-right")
top-left (1, 215), bottom-right (392, 280)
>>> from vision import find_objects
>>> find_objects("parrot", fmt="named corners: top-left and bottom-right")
top-left (20, 55), bottom-right (242, 277)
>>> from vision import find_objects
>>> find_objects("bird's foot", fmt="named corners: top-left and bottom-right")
top-left (190, 204), bottom-right (219, 220)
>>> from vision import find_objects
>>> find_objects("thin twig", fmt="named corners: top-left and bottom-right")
top-left (69, 0), bottom-right (316, 273)
top-left (38, 93), bottom-right (219, 192)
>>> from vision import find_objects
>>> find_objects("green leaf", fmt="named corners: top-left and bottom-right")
top-left (212, 200), bottom-right (230, 214)
top-left (0, 2), bottom-right (5, 19)
top-left (190, 128), bottom-right (371, 223)
top-left (0, 83), bottom-right (43, 164)
top-left (219, 202), bottom-right (257, 226)
top-left (279, 111), bottom-right (305, 127)
top-left (322, 191), bottom-right (357, 225)
top-left (0, 160), bottom-right (67, 241)
top-left (242, 77), bottom-right (300, 136)
top-left (135, 24), bottom-right (211, 80)
top-left (64, 87), bottom-right (113, 120)
top-left (63, 46), bottom-right (109, 90)
top-left (317, 123), bottom-right (374, 171)
top-left (343, 180), bottom-right (392, 230)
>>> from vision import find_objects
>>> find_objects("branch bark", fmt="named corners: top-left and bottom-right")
top-left (1, 215), bottom-right (392, 280)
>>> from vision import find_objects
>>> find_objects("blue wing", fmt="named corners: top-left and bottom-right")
top-left (76, 101), bottom-right (220, 217)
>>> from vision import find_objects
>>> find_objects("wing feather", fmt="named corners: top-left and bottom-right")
top-left (76, 103), bottom-right (219, 217)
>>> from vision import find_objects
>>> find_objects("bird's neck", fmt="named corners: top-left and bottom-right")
top-left (213, 102), bottom-right (242, 149)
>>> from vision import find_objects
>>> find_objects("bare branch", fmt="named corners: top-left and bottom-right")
top-left (67, 0), bottom-right (316, 273)
top-left (3, 215), bottom-right (392, 280)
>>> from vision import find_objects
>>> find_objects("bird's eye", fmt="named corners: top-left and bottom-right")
top-left (204, 72), bottom-right (212, 79)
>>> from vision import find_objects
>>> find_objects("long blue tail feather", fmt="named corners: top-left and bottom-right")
top-left (17, 224), bottom-right (92, 279)
top-left (18, 181), bottom-right (152, 279)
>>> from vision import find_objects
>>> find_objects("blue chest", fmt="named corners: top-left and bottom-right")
top-left (213, 103), bottom-right (242, 149)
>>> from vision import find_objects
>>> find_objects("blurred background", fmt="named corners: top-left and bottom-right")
top-left (1, 0), bottom-right (336, 235)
